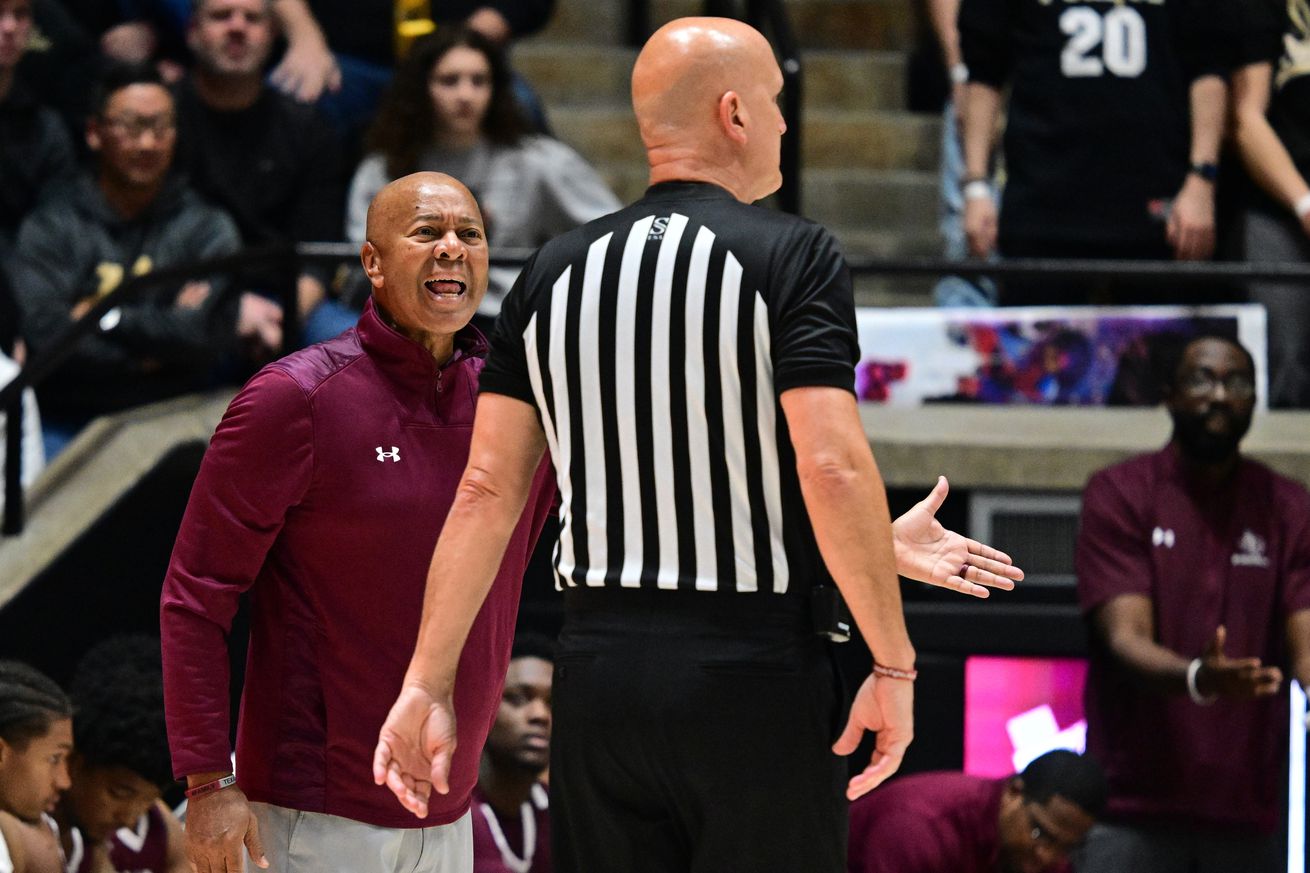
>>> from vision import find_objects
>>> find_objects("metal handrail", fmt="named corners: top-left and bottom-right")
top-left (844, 255), bottom-right (1310, 282)
top-left (10, 243), bottom-right (1310, 535)
top-left (0, 243), bottom-right (540, 535)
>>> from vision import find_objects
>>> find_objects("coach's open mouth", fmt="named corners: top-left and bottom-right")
top-left (425, 279), bottom-right (466, 299)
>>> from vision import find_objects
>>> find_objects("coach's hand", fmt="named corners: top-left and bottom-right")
top-left (892, 476), bottom-right (1023, 598)
top-left (833, 674), bottom-right (913, 800)
top-left (373, 683), bottom-right (458, 819)
top-left (184, 781), bottom-right (267, 873)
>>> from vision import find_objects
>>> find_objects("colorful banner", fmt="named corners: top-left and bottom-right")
top-left (855, 305), bottom-right (1267, 408)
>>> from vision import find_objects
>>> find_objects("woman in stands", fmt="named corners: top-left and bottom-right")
top-left (345, 25), bottom-right (621, 327)
top-left (0, 662), bottom-right (71, 873)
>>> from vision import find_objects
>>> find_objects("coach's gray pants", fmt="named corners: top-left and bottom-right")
top-left (248, 802), bottom-right (472, 873)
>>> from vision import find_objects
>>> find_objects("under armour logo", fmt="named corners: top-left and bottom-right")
top-left (376, 446), bottom-right (400, 462)
top-left (1152, 527), bottom-right (1175, 548)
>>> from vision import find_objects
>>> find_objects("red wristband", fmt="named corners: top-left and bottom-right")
top-left (873, 663), bottom-right (918, 682)
top-left (185, 774), bottom-right (237, 799)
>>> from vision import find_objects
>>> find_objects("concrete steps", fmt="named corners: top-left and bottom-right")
top-left (520, 0), bottom-right (940, 304)
top-left (537, 0), bottom-right (920, 51)
top-left (516, 46), bottom-right (909, 112)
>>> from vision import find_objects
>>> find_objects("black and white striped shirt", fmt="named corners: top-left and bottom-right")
top-left (481, 181), bottom-right (859, 595)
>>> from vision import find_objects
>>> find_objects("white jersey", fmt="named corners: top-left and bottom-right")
top-left (0, 825), bottom-right (15, 873)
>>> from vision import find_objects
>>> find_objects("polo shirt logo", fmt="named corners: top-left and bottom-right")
top-left (1232, 530), bottom-right (1270, 568)
top-left (376, 446), bottom-right (401, 462)
top-left (1151, 526), bottom-right (1175, 548)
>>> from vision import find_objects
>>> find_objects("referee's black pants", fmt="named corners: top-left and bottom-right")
top-left (550, 589), bottom-right (848, 873)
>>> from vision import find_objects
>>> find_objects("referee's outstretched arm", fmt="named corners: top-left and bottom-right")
top-left (782, 385), bottom-right (917, 800)
top-left (374, 393), bottom-right (548, 819)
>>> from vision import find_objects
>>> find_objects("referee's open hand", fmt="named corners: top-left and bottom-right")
top-left (373, 684), bottom-right (458, 819)
top-left (832, 674), bottom-right (914, 800)
top-left (892, 476), bottom-right (1024, 598)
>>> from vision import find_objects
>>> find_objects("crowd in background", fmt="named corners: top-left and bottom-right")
top-left (0, 3), bottom-right (1308, 873)
top-left (2, 0), bottom-right (1310, 480)
top-left (921, 0), bottom-right (1310, 409)
top-left (0, 0), bottom-right (619, 468)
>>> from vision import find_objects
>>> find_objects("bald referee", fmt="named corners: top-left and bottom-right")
top-left (375, 17), bottom-right (1022, 872)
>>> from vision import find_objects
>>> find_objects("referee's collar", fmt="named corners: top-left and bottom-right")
top-left (642, 180), bottom-right (739, 203)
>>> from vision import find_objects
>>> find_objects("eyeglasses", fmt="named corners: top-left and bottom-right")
top-left (101, 114), bottom-right (176, 140)
top-left (1180, 369), bottom-right (1255, 400)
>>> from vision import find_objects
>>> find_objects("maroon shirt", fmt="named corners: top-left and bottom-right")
top-left (848, 773), bottom-right (1010, 873)
top-left (1077, 445), bottom-right (1310, 832)
top-left (160, 299), bottom-right (556, 828)
top-left (71, 804), bottom-right (170, 873)
top-left (471, 783), bottom-right (551, 873)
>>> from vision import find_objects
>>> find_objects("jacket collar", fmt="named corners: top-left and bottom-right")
top-left (355, 296), bottom-right (487, 389)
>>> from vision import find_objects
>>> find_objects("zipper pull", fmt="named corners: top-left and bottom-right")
top-left (435, 367), bottom-right (443, 394)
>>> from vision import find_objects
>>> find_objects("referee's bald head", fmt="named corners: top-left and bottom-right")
top-left (632, 17), bottom-right (786, 203)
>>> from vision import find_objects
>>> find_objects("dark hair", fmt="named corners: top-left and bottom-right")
top-left (365, 25), bottom-right (529, 179)
top-left (0, 661), bottom-right (72, 750)
top-left (510, 631), bottom-right (556, 665)
top-left (1018, 750), bottom-right (1107, 818)
top-left (190, 0), bottom-right (270, 13)
top-left (69, 635), bottom-right (173, 790)
top-left (91, 61), bottom-right (170, 118)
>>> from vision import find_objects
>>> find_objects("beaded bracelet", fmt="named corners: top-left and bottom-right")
top-left (184, 774), bottom-right (238, 799)
top-left (873, 663), bottom-right (918, 682)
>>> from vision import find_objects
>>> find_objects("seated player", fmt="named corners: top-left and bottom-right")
top-left (51, 636), bottom-right (186, 873)
top-left (0, 661), bottom-right (71, 873)
top-left (473, 633), bottom-right (554, 873)
top-left (848, 750), bottom-right (1106, 873)
top-left (0, 810), bottom-right (62, 873)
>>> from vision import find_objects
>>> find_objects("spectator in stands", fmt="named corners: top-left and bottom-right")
top-left (0, 663), bottom-right (71, 843)
top-left (1076, 334), bottom-right (1310, 873)
top-left (918, 0), bottom-right (994, 306)
top-left (269, 0), bottom-right (556, 149)
top-left (957, 0), bottom-right (1228, 304)
top-left (57, 0), bottom-right (189, 83)
top-left (473, 633), bottom-right (553, 873)
top-left (848, 750), bottom-right (1105, 873)
top-left (177, 0), bottom-right (352, 344)
top-left (1230, 1), bottom-right (1310, 409)
top-left (9, 63), bottom-right (282, 459)
top-left (0, 267), bottom-right (45, 499)
top-left (52, 635), bottom-right (187, 873)
top-left (12, 1), bottom-right (102, 138)
top-left (0, 0), bottom-right (76, 258)
top-left (346, 26), bottom-right (620, 323)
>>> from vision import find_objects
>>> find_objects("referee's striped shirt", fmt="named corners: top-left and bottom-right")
top-left (480, 181), bottom-right (859, 595)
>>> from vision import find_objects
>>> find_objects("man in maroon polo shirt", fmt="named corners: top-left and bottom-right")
top-left (1076, 334), bottom-right (1310, 873)
top-left (159, 171), bottom-right (556, 873)
top-left (847, 750), bottom-right (1105, 873)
